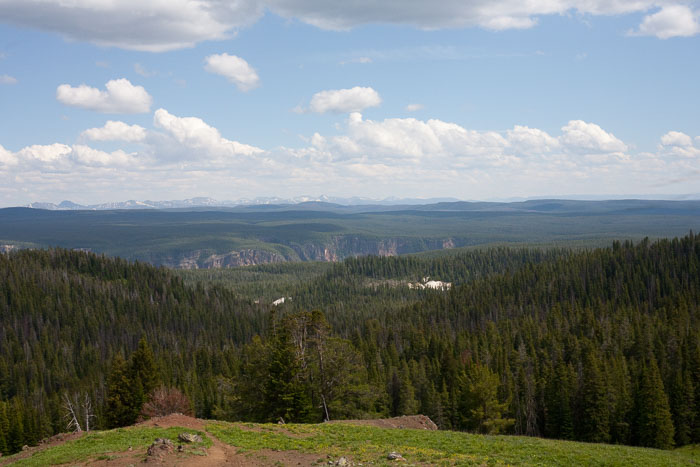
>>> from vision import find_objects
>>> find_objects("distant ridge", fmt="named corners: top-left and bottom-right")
top-left (23, 196), bottom-right (462, 210)
top-left (21, 194), bottom-right (700, 211)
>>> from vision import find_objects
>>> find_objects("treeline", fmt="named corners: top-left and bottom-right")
top-left (1, 236), bottom-right (699, 454)
top-left (0, 248), bottom-right (265, 454)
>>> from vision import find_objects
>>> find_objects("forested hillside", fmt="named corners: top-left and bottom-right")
top-left (1, 235), bottom-right (699, 455)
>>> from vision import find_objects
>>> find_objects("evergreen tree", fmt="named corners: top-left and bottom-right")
top-left (545, 363), bottom-right (574, 440)
top-left (129, 337), bottom-right (158, 413)
top-left (264, 323), bottom-right (312, 423)
top-left (459, 365), bottom-right (514, 434)
top-left (635, 358), bottom-right (675, 449)
top-left (0, 401), bottom-right (9, 455)
top-left (105, 353), bottom-right (135, 428)
top-left (6, 398), bottom-right (24, 454)
top-left (577, 351), bottom-right (610, 443)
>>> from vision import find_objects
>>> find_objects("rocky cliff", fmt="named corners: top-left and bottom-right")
top-left (149, 236), bottom-right (459, 269)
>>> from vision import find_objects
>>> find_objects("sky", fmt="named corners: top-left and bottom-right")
top-left (0, 0), bottom-right (699, 206)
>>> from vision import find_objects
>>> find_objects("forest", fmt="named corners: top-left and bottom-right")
top-left (0, 233), bottom-right (699, 455)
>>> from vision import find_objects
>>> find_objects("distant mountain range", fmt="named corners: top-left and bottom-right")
top-left (23, 196), bottom-right (463, 210)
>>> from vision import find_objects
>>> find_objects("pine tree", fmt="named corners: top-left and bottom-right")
top-left (105, 353), bottom-right (135, 428)
top-left (459, 365), bottom-right (514, 434)
top-left (264, 323), bottom-right (312, 423)
top-left (577, 351), bottom-right (610, 443)
top-left (0, 401), bottom-right (9, 455)
top-left (669, 368), bottom-right (695, 446)
top-left (6, 398), bottom-right (25, 454)
top-left (129, 337), bottom-right (158, 415)
top-left (635, 358), bottom-right (675, 449)
top-left (545, 363), bottom-right (574, 440)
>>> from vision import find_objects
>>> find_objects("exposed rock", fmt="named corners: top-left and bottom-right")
top-left (272, 296), bottom-right (291, 306)
top-left (387, 452), bottom-right (406, 461)
top-left (336, 456), bottom-right (349, 466)
top-left (408, 277), bottom-right (452, 291)
top-left (178, 432), bottom-right (203, 443)
top-left (202, 249), bottom-right (286, 268)
top-left (146, 438), bottom-right (174, 461)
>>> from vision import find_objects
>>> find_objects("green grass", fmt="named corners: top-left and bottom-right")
top-left (207, 421), bottom-right (699, 466)
top-left (3, 426), bottom-right (211, 466)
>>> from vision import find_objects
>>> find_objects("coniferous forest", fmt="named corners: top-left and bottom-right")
top-left (1, 234), bottom-right (699, 455)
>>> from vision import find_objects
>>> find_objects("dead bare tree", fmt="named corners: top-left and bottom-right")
top-left (63, 393), bottom-right (82, 433)
top-left (63, 392), bottom-right (95, 433)
top-left (83, 393), bottom-right (95, 432)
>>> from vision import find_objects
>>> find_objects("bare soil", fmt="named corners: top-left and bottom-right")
top-left (1, 414), bottom-right (436, 466)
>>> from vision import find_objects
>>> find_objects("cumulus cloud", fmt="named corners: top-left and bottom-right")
top-left (16, 143), bottom-right (72, 163)
top-left (507, 125), bottom-right (560, 154)
top-left (559, 120), bottom-right (628, 153)
top-left (661, 130), bottom-right (694, 147)
top-left (632, 5), bottom-right (700, 39)
top-left (0, 74), bottom-right (17, 85)
top-left (0, 0), bottom-right (263, 52)
top-left (204, 53), bottom-right (260, 91)
top-left (306, 87), bottom-right (382, 114)
top-left (56, 79), bottom-right (152, 114)
top-left (659, 130), bottom-right (700, 158)
top-left (81, 121), bottom-right (147, 142)
top-left (0, 144), bottom-right (18, 166)
top-left (71, 145), bottom-right (136, 167)
top-left (153, 108), bottom-right (263, 158)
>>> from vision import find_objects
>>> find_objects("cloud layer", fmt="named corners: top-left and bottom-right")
top-left (2, 107), bottom-right (699, 204)
top-left (56, 79), bottom-right (152, 114)
top-left (0, 1), bottom-right (696, 52)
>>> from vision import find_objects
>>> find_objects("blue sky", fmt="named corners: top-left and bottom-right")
top-left (0, 1), bottom-right (699, 206)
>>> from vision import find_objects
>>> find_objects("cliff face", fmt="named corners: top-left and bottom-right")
top-left (291, 236), bottom-right (456, 262)
top-left (201, 249), bottom-right (286, 268)
top-left (150, 236), bottom-right (458, 269)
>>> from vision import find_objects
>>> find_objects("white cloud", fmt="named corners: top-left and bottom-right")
top-left (204, 53), bottom-right (260, 92)
top-left (0, 144), bottom-right (18, 166)
top-left (153, 108), bottom-right (263, 158)
top-left (16, 143), bottom-right (72, 163)
top-left (659, 131), bottom-right (700, 158)
top-left (307, 87), bottom-right (382, 114)
top-left (309, 112), bottom-right (509, 160)
top-left (632, 5), bottom-right (700, 38)
top-left (265, 0), bottom-right (662, 31)
top-left (0, 1), bottom-right (263, 52)
top-left (71, 145), bottom-right (136, 167)
top-left (559, 120), bottom-right (628, 153)
top-left (507, 125), bottom-right (560, 154)
top-left (0, 1), bottom-right (689, 53)
top-left (0, 74), bottom-right (17, 85)
top-left (405, 104), bottom-right (424, 112)
top-left (661, 130), bottom-right (693, 147)
top-left (56, 79), bottom-right (152, 114)
top-left (81, 121), bottom-right (147, 143)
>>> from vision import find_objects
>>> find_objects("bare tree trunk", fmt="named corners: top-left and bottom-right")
top-left (63, 393), bottom-right (82, 433)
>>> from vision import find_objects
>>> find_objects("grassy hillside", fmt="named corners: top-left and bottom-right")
top-left (2, 417), bottom-right (697, 466)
